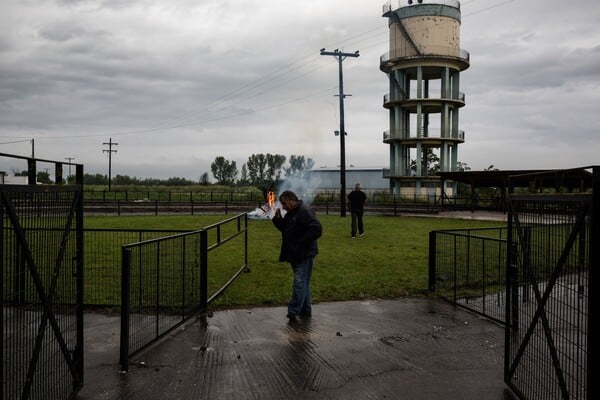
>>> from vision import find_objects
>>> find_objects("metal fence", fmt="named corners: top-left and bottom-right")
top-left (2, 153), bottom-right (84, 400)
top-left (430, 166), bottom-right (598, 399)
top-left (119, 213), bottom-right (248, 371)
top-left (428, 227), bottom-right (509, 324)
top-left (505, 191), bottom-right (596, 399)
top-left (81, 190), bottom-right (504, 216)
top-left (83, 228), bottom-right (192, 307)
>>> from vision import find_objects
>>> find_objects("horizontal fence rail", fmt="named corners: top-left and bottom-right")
top-left (429, 227), bottom-right (509, 324)
top-left (81, 190), bottom-right (507, 216)
top-left (119, 213), bottom-right (248, 371)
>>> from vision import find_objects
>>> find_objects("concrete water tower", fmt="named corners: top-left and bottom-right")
top-left (380, 0), bottom-right (469, 198)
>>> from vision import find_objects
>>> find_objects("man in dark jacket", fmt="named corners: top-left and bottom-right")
top-left (272, 190), bottom-right (322, 321)
top-left (347, 182), bottom-right (367, 238)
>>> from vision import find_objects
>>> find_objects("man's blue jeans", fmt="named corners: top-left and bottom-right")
top-left (288, 257), bottom-right (314, 316)
top-left (351, 210), bottom-right (364, 237)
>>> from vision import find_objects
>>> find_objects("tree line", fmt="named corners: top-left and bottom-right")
top-left (211, 154), bottom-right (314, 186)
top-left (7, 153), bottom-right (315, 187)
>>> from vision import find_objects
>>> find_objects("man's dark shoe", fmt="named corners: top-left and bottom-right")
top-left (286, 312), bottom-right (298, 320)
top-left (299, 311), bottom-right (312, 318)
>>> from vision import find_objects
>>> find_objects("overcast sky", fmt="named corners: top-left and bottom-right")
top-left (1, 0), bottom-right (599, 180)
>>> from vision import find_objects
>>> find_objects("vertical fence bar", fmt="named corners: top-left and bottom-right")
top-left (155, 241), bottom-right (160, 339)
top-left (0, 197), bottom-right (4, 400)
top-left (181, 237), bottom-right (186, 318)
top-left (589, 166), bottom-right (599, 400)
top-left (119, 247), bottom-right (132, 372)
top-left (244, 214), bottom-right (249, 272)
top-left (428, 231), bottom-right (436, 291)
top-left (453, 235), bottom-right (457, 303)
top-left (481, 239), bottom-right (486, 315)
top-left (75, 182), bottom-right (85, 389)
top-left (199, 230), bottom-right (208, 312)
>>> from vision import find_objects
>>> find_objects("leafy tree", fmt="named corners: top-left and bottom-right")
top-left (83, 173), bottom-right (108, 185)
top-left (456, 161), bottom-right (471, 172)
top-left (246, 154), bottom-right (268, 186)
top-left (238, 165), bottom-right (249, 185)
top-left (37, 171), bottom-right (52, 184)
top-left (266, 153), bottom-right (286, 182)
top-left (284, 155), bottom-right (315, 177)
top-left (410, 148), bottom-right (439, 176)
top-left (163, 176), bottom-right (194, 186)
top-left (211, 156), bottom-right (238, 185)
top-left (246, 153), bottom-right (286, 186)
top-left (113, 174), bottom-right (133, 185)
top-left (200, 172), bottom-right (211, 186)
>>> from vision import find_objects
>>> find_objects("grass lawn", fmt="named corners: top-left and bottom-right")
top-left (84, 214), bottom-right (504, 309)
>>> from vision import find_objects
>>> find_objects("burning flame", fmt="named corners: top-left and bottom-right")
top-left (248, 188), bottom-right (277, 219)
top-left (267, 190), bottom-right (275, 208)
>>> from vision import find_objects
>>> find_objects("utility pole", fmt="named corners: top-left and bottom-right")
top-left (65, 157), bottom-right (75, 180)
top-left (320, 48), bottom-right (359, 217)
top-left (102, 138), bottom-right (118, 191)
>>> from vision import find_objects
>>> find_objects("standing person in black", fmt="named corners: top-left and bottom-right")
top-left (272, 190), bottom-right (322, 321)
top-left (347, 182), bottom-right (367, 238)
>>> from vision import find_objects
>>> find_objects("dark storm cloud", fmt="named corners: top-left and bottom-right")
top-left (1, 0), bottom-right (598, 177)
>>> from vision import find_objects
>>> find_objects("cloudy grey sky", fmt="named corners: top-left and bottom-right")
top-left (1, 0), bottom-right (599, 180)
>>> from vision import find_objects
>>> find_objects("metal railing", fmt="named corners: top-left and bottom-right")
top-left (383, 0), bottom-right (461, 14)
top-left (505, 185), bottom-right (596, 399)
top-left (2, 152), bottom-right (84, 400)
top-left (84, 228), bottom-right (192, 306)
top-left (84, 189), bottom-right (262, 203)
top-left (380, 46), bottom-right (470, 65)
top-left (429, 227), bottom-right (509, 324)
top-left (119, 213), bottom-right (248, 371)
top-left (430, 166), bottom-right (598, 399)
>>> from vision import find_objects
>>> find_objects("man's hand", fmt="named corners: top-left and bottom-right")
top-left (274, 208), bottom-right (282, 218)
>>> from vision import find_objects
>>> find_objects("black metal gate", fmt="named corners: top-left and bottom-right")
top-left (2, 154), bottom-right (84, 400)
top-left (505, 170), bottom-right (597, 400)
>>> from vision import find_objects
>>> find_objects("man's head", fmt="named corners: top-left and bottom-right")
top-left (354, 183), bottom-right (361, 190)
top-left (279, 190), bottom-right (299, 212)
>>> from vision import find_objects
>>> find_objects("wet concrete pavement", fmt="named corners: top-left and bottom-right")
top-left (77, 298), bottom-right (515, 400)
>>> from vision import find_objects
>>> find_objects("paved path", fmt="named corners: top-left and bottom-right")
top-left (77, 298), bottom-right (515, 400)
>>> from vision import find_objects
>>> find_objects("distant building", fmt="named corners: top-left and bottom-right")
top-left (303, 167), bottom-right (390, 194)
top-left (0, 175), bottom-right (29, 185)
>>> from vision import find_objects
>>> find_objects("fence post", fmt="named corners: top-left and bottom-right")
top-left (119, 247), bottom-right (132, 372)
top-left (199, 230), bottom-right (208, 312)
top-left (589, 166), bottom-right (599, 400)
top-left (244, 214), bottom-right (249, 272)
top-left (75, 178), bottom-right (84, 387)
top-left (428, 231), bottom-right (436, 291)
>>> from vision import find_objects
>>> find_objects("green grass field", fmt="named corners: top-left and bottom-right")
top-left (85, 213), bottom-right (504, 310)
